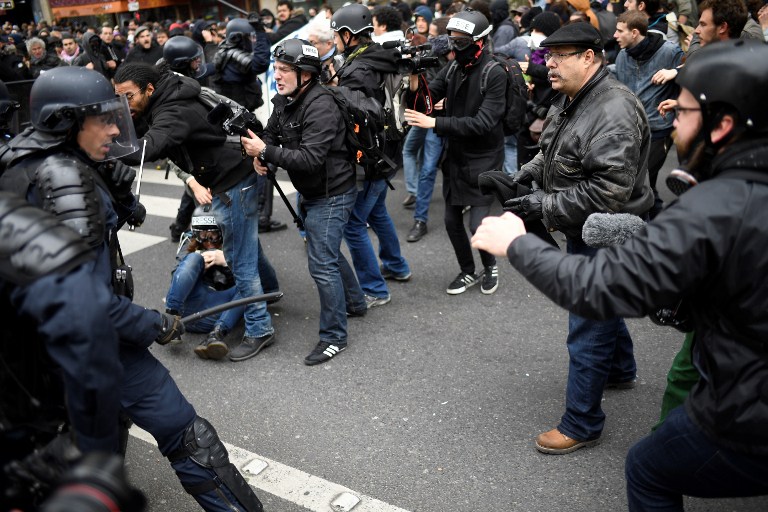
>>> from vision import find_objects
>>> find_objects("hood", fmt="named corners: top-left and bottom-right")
top-left (490, 0), bottom-right (511, 26)
top-left (349, 43), bottom-right (400, 74)
top-left (81, 32), bottom-right (102, 61)
top-left (149, 72), bottom-right (202, 112)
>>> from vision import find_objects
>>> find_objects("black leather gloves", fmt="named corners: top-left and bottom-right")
top-left (504, 188), bottom-right (546, 221)
top-left (155, 312), bottom-right (185, 345)
top-left (126, 202), bottom-right (146, 228)
top-left (100, 160), bottom-right (136, 201)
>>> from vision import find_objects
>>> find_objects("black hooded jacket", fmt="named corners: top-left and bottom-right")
top-left (120, 72), bottom-right (250, 194)
top-left (507, 136), bottom-right (768, 456)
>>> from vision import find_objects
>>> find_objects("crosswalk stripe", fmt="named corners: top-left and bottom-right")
top-left (118, 230), bottom-right (167, 256)
top-left (129, 426), bottom-right (411, 512)
top-left (139, 195), bottom-right (181, 219)
top-left (134, 167), bottom-right (298, 197)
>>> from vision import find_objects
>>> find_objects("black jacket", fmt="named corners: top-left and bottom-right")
top-left (425, 48), bottom-right (506, 206)
top-left (267, 14), bottom-right (309, 44)
top-left (124, 41), bottom-right (163, 66)
top-left (261, 80), bottom-right (354, 200)
top-left (521, 67), bottom-right (653, 239)
top-left (507, 136), bottom-right (768, 456)
top-left (121, 72), bottom-right (250, 194)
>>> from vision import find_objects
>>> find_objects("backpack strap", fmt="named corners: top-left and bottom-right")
top-left (479, 59), bottom-right (501, 96)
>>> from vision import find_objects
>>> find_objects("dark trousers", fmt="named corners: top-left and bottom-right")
top-left (648, 134), bottom-right (673, 218)
top-left (444, 204), bottom-right (495, 274)
top-left (626, 406), bottom-right (768, 511)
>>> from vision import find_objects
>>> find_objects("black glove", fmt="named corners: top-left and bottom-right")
top-left (155, 312), bottom-right (185, 345)
top-left (100, 161), bottom-right (136, 201)
top-left (504, 188), bottom-right (546, 221)
top-left (4, 433), bottom-right (82, 498)
top-left (126, 202), bottom-right (146, 228)
top-left (248, 12), bottom-right (265, 32)
top-left (511, 167), bottom-right (536, 187)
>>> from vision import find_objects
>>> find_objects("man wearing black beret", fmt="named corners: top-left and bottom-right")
top-left (503, 22), bottom-right (653, 454)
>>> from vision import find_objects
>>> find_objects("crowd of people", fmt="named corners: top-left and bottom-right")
top-left (1, 0), bottom-right (767, 511)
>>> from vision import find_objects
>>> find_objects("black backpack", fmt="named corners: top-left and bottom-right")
top-left (446, 52), bottom-right (529, 136)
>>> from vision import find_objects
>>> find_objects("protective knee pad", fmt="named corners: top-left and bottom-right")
top-left (167, 416), bottom-right (263, 512)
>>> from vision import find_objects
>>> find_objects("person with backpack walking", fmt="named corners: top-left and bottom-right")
top-left (330, 3), bottom-right (412, 307)
top-left (403, 8), bottom-right (505, 295)
top-left (240, 39), bottom-right (367, 365)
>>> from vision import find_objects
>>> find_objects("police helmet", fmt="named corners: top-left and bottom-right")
top-left (677, 39), bottom-right (768, 134)
top-left (331, 4), bottom-right (373, 35)
top-left (29, 67), bottom-right (139, 158)
top-left (446, 8), bottom-right (493, 41)
top-left (226, 18), bottom-right (255, 39)
top-left (273, 39), bottom-right (322, 75)
top-left (0, 80), bottom-right (20, 127)
top-left (163, 36), bottom-right (206, 78)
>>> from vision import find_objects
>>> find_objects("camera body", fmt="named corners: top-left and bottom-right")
top-left (206, 102), bottom-right (263, 138)
top-left (383, 40), bottom-right (440, 75)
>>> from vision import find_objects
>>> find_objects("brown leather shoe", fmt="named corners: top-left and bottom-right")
top-left (535, 428), bottom-right (600, 455)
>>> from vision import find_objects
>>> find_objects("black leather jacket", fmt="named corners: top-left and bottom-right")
top-left (261, 80), bottom-right (354, 200)
top-left (507, 136), bottom-right (768, 455)
top-left (522, 67), bottom-right (653, 239)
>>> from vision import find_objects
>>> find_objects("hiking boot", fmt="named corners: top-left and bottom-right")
top-left (406, 220), bottom-right (427, 243)
top-left (446, 272), bottom-right (479, 295)
top-left (535, 428), bottom-right (600, 455)
top-left (481, 265), bottom-right (499, 295)
top-left (304, 341), bottom-right (346, 366)
top-left (194, 326), bottom-right (229, 360)
top-left (380, 266), bottom-right (412, 282)
top-left (229, 333), bottom-right (275, 362)
top-left (364, 294), bottom-right (391, 309)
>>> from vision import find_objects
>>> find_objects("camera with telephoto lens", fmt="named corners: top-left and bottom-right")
top-left (206, 102), bottom-right (263, 138)
top-left (383, 40), bottom-right (440, 74)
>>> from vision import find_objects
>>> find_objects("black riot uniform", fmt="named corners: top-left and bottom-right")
top-left (0, 67), bottom-right (263, 512)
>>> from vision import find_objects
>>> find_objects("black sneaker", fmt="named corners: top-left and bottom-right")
top-left (229, 333), bottom-right (275, 362)
top-left (195, 326), bottom-right (229, 360)
top-left (481, 265), bottom-right (499, 295)
top-left (446, 272), bottom-right (479, 295)
top-left (380, 266), bottom-right (412, 282)
top-left (304, 341), bottom-right (346, 366)
top-left (346, 308), bottom-right (367, 318)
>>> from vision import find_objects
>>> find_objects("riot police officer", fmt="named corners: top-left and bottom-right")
top-left (0, 67), bottom-right (264, 512)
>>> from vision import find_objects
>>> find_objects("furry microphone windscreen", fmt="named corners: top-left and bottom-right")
top-left (582, 213), bottom-right (646, 248)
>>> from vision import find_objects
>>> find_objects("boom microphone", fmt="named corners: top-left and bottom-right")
top-left (582, 213), bottom-right (646, 248)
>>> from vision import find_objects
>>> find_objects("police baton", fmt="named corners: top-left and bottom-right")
top-left (129, 139), bottom-right (147, 232)
top-left (215, 0), bottom-right (248, 15)
top-left (180, 292), bottom-right (283, 325)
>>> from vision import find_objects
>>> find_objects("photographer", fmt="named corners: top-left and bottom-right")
top-left (403, 8), bottom-right (505, 295)
top-left (240, 39), bottom-right (366, 366)
top-left (165, 208), bottom-right (245, 360)
top-left (114, 63), bottom-right (279, 363)
top-left (213, 17), bottom-right (270, 112)
top-left (472, 39), bottom-right (768, 510)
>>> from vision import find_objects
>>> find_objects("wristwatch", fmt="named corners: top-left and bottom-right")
top-left (258, 146), bottom-right (267, 162)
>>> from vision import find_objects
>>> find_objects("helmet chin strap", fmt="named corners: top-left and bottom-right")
top-left (287, 71), bottom-right (316, 99)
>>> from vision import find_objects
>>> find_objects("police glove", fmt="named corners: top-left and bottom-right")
top-left (126, 202), bottom-right (146, 228)
top-left (504, 188), bottom-right (546, 221)
top-left (511, 167), bottom-right (536, 188)
top-left (4, 433), bottom-right (82, 497)
top-left (248, 12), bottom-right (265, 32)
top-left (155, 312), bottom-right (185, 345)
top-left (101, 160), bottom-right (136, 201)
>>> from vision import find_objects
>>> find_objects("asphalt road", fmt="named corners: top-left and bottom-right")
top-left (121, 155), bottom-right (768, 512)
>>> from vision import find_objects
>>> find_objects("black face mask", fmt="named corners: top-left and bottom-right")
top-left (453, 43), bottom-right (479, 66)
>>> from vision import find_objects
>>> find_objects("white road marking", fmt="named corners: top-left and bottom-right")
top-left (118, 231), bottom-right (166, 256)
top-left (129, 426), bottom-right (411, 512)
top-left (140, 195), bottom-right (181, 219)
top-left (133, 167), bottom-right (298, 197)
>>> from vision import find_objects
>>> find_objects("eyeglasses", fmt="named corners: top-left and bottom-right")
top-left (543, 50), bottom-right (584, 64)
top-left (673, 106), bottom-right (702, 119)
top-left (123, 90), bottom-right (142, 103)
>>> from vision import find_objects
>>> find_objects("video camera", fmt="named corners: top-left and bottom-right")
top-left (206, 102), bottom-right (263, 137)
top-left (382, 40), bottom-right (440, 75)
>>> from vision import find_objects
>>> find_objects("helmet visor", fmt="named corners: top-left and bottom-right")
top-left (78, 95), bottom-right (139, 160)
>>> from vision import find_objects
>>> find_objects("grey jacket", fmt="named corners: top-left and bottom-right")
top-left (521, 67), bottom-right (653, 239)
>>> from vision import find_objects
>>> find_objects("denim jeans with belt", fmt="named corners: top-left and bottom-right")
top-left (210, 172), bottom-right (274, 338)
top-left (625, 406), bottom-right (768, 511)
top-left (302, 186), bottom-right (363, 343)
top-left (165, 252), bottom-right (241, 334)
top-left (344, 178), bottom-right (410, 298)
top-left (558, 237), bottom-right (636, 441)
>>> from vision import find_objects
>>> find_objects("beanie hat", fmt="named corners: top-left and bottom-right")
top-left (414, 5), bottom-right (434, 25)
top-left (530, 12), bottom-right (562, 37)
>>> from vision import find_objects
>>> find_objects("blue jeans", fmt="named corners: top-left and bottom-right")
top-left (626, 406), bottom-right (768, 511)
top-left (165, 252), bottom-right (241, 333)
top-left (503, 134), bottom-right (518, 176)
top-left (210, 173), bottom-right (274, 338)
top-left (344, 178), bottom-right (410, 298)
top-left (559, 238), bottom-right (636, 441)
top-left (403, 126), bottom-right (425, 196)
top-left (413, 128), bottom-right (444, 224)
top-left (302, 186), bottom-right (363, 343)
